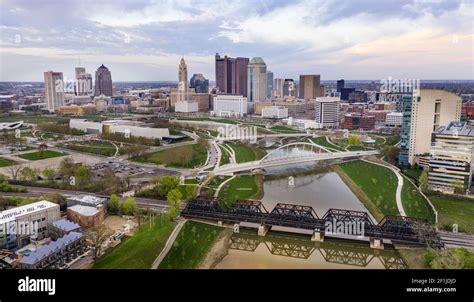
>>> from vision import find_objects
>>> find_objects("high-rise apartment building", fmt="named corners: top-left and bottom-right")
top-left (399, 89), bottom-right (462, 166)
top-left (266, 71), bottom-right (274, 98)
top-left (44, 71), bottom-right (65, 112)
top-left (247, 57), bottom-right (267, 102)
top-left (94, 64), bottom-right (113, 96)
top-left (315, 97), bottom-right (340, 128)
top-left (178, 58), bottom-right (189, 102)
top-left (215, 53), bottom-right (249, 96)
top-left (299, 75), bottom-right (321, 100)
top-left (428, 121), bottom-right (474, 194)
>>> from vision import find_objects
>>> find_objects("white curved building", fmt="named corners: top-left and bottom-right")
top-left (0, 120), bottom-right (23, 130)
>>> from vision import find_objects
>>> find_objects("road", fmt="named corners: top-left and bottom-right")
top-left (1, 185), bottom-right (170, 210)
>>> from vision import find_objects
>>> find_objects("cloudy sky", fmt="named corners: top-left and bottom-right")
top-left (0, 0), bottom-right (473, 82)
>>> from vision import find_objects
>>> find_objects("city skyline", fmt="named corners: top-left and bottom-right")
top-left (0, 0), bottom-right (473, 82)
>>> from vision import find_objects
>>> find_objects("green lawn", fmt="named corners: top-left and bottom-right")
top-left (228, 143), bottom-right (266, 163)
top-left (67, 141), bottom-right (120, 156)
top-left (0, 157), bottom-right (17, 167)
top-left (428, 194), bottom-right (474, 233)
top-left (310, 136), bottom-right (345, 152)
top-left (401, 178), bottom-right (436, 224)
top-left (270, 125), bottom-right (305, 133)
top-left (177, 117), bottom-right (239, 124)
top-left (218, 175), bottom-right (262, 206)
top-left (346, 145), bottom-right (371, 151)
top-left (16, 150), bottom-right (67, 161)
top-left (92, 215), bottom-right (176, 269)
top-left (384, 134), bottom-right (401, 146)
top-left (132, 143), bottom-right (207, 168)
top-left (402, 167), bottom-right (423, 184)
top-left (219, 145), bottom-right (230, 165)
top-left (159, 221), bottom-right (224, 269)
top-left (337, 160), bottom-right (400, 219)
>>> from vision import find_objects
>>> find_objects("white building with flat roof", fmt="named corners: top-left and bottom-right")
top-left (385, 112), bottom-right (403, 127)
top-left (315, 97), bottom-right (340, 129)
top-left (69, 119), bottom-right (170, 139)
top-left (213, 95), bottom-right (250, 117)
top-left (0, 201), bottom-right (60, 249)
top-left (175, 101), bottom-right (198, 113)
top-left (261, 106), bottom-right (288, 119)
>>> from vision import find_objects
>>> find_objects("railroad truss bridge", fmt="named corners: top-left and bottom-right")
top-left (181, 199), bottom-right (443, 249)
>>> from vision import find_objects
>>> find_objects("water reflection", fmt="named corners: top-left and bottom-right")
top-left (216, 229), bottom-right (406, 269)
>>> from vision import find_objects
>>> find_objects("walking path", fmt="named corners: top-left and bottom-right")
top-left (151, 218), bottom-right (187, 269)
top-left (362, 159), bottom-right (406, 217)
top-left (214, 175), bottom-right (237, 198)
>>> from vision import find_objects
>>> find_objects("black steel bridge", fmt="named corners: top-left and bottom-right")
top-left (181, 199), bottom-right (443, 248)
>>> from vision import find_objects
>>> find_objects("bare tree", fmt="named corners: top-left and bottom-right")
top-left (7, 166), bottom-right (22, 181)
top-left (85, 225), bottom-right (113, 260)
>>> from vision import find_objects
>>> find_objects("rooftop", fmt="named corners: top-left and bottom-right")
top-left (67, 205), bottom-right (100, 216)
top-left (0, 201), bottom-right (58, 225)
top-left (67, 195), bottom-right (106, 206)
top-left (19, 232), bottom-right (83, 265)
top-left (51, 218), bottom-right (81, 232)
top-left (436, 121), bottom-right (474, 137)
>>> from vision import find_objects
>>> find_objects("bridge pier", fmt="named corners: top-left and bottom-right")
top-left (218, 221), bottom-right (223, 227)
top-left (258, 224), bottom-right (270, 237)
top-left (370, 238), bottom-right (384, 250)
top-left (311, 230), bottom-right (325, 242)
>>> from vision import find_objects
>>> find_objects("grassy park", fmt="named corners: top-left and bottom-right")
top-left (132, 143), bottom-right (207, 168)
top-left (401, 178), bottom-right (435, 223)
top-left (218, 175), bottom-right (263, 206)
top-left (229, 143), bottom-right (266, 163)
top-left (0, 157), bottom-right (17, 167)
top-left (16, 150), bottom-right (67, 161)
top-left (159, 221), bottom-right (224, 269)
top-left (429, 193), bottom-right (474, 233)
top-left (335, 160), bottom-right (399, 221)
top-left (92, 215), bottom-right (176, 269)
top-left (66, 141), bottom-right (120, 156)
top-left (310, 136), bottom-right (345, 152)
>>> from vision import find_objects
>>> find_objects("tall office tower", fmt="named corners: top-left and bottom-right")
top-left (315, 97), bottom-right (340, 128)
top-left (428, 121), bottom-right (474, 194)
top-left (337, 79), bottom-right (345, 92)
top-left (299, 75), bottom-right (321, 100)
top-left (94, 64), bottom-right (113, 96)
top-left (44, 71), bottom-right (65, 112)
top-left (190, 73), bottom-right (209, 93)
top-left (74, 67), bottom-right (93, 96)
top-left (266, 71), bottom-right (274, 98)
top-left (274, 78), bottom-right (284, 97)
top-left (233, 57), bottom-right (249, 96)
top-left (178, 57), bottom-right (189, 101)
top-left (283, 79), bottom-right (296, 97)
top-left (399, 89), bottom-right (462, 166)
top-left (247, 57), bottom-right (268, 102)
top-left (215, 53), bottom-right (249, 96)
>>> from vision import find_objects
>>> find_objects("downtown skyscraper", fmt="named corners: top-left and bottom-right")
top-left (215, 53), bottom-right (249, 97)
top-left (247, 57), bottom-right (267, 102)
top-left (94, 64), bottom-right (113, 97)
top-left (44, 71), bottom-right (64, 112)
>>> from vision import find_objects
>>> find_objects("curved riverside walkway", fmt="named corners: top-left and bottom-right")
top-left (151, 218), bottom-right (187, 269)
top-left (362, 159), bottom-right (407, 217)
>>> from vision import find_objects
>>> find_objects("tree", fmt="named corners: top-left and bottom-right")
top-left (154, 176), bottom-right (180, 198)
top-left (58, 157), bottom-right (75, 182)
top-left (20, 167), bottom-right (37, 182)
top-left (185, 185), bottom-right (197, 200)
top-left (347, 135), bottom-right (362, 146)
top-left (46, 192), bottom-right (67, 210)
top-left (107, 194), bottom-right (121, 214)
top-left (101, 167), bottom-right (123, 195)
top-left (85, 225), bottom-right (113, 260)
top-left (7, 166), bottom-right (22, 181)
top-left (74, 164), bottom-right (92, 189)
top-left (419, 170), bottom-right (429, 192)
top-left (120, 197), bottom-right (137, 216)
top-left (381, 145), bottom-right (400, 163)
top-left (42, 168), bottom-right (55, 183)
top-left (38, 143), bottom-right (48, 158)
top-left (166, 189), bottom-right (182, 218)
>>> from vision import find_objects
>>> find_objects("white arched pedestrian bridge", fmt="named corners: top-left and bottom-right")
top-left (213, 142), bottom-right (378, 175)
